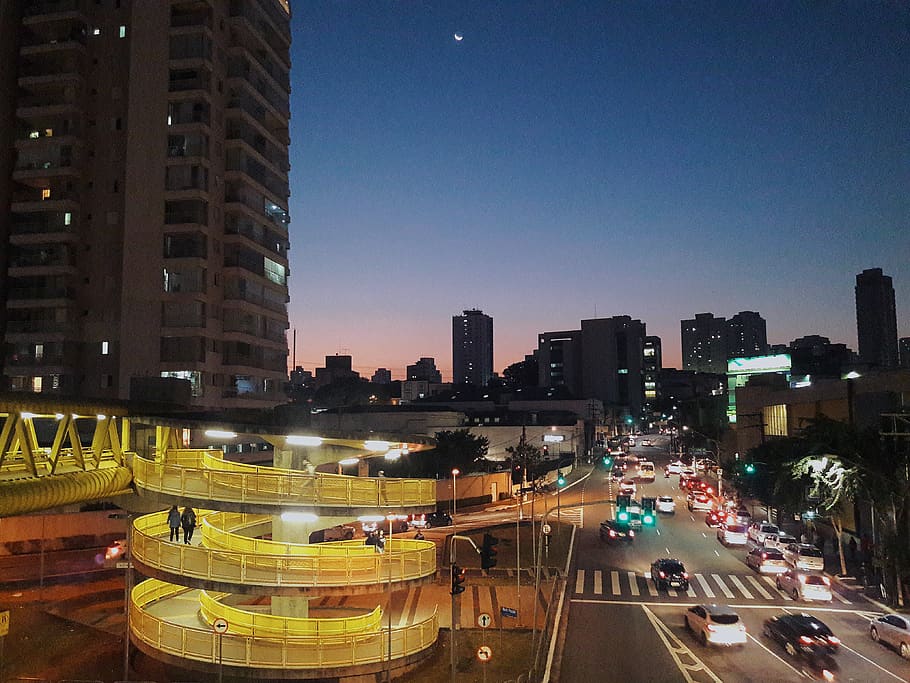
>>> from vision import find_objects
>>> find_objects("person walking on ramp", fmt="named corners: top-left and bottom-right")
top-left (167, 505), bottom-right (181, 542)
top-left (180, 506), bottom-right (197, 544)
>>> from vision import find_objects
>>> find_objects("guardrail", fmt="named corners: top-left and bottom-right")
top-left (131, 579), bottom-right (439, 670)
top-left (131, 511), bottom-right (436, 587)
top-left (131, 452), bottom-right (435, 508)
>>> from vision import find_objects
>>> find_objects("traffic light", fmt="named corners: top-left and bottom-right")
top-left (641, 497), bottom-right (656, 526)
top-left (557, 470), bottom-right (566, 487)
top-left (616, 494), bottom-right (631, 522)
top-left (511, 463), bottom-right (523, 485)
top-left (745, 462), bottom-right (756, 474)
top-left (481, 533), bottom-right (499, 570)
top-left (451, 564), bottom-right (466, 595)
top-left (603, 455), bottom-right (613, 467)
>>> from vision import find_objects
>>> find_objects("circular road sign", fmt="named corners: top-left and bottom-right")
top-left (212, 618), bottom-right (229, 634)
top-left (477, 645), bottom-right (493, 662)
top-left (542, 523), bottom-right (552, 535)
top-left (477, 612), bottom-right (492, 628)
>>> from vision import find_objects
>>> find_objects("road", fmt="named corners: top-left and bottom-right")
top-left (560, 434), bottom-right (910, 683)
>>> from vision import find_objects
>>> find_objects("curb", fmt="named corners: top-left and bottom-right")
top-left (826, 572), bottom-right (894, 613)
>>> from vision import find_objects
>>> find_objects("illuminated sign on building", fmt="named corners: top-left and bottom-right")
top-left (542, 434), bottom-right (565, 443)
top-left (726, 354), bottom-right (792, 424)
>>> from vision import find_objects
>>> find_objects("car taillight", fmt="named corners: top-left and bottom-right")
top-left (822, 669), bottom-right (835, 682)
top-left (706, 624), bottom-right (717, 631)
top-left (827, 636), bottom-right (840, 645)
top-left (629, 529), bottom-right (635, 537)
top-left (822, 576), bottom-right (831, 585)
top-left (799, 636), bottom-right (814, 645)
top-left (682, 572), bottom-right (689, 579)
top-left (761, 553), bottom-right (767, 559)
top-left (609, 529), bottom-right (617, 538)
top-left (659, 571), bottom-right (666, 578)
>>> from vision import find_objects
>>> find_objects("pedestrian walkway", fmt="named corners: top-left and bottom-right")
top-left (572, 568), bottom-right (853, 604)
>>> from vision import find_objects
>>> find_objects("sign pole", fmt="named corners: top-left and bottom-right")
top-left (218, 632), bottom-right (223, 683)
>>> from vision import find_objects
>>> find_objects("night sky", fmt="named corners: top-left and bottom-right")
top-left (287, 1), bottom-right (909, 380)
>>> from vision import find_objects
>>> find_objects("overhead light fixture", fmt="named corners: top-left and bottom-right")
top-left (205, 429), bottom-right (237, 439)
top-left (286, 435), bottom-right (323, 447)
top-left (281, 512), bottom-right (318, 523)
top-left (364, 440), bottom-right (390, 452)
top-left (20, 412), bottom-right (37, 419)
top-left (338, 457), bottom-right (359, 466)
top-left (96, 414), bottom-right (107, 420)
top-left (384, 449), bottom-right (402, 461)
top-left (358, 515), bottom-right (385, 523)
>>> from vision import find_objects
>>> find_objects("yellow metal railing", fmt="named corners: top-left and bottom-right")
top-left (131, 579), bottom-right (439, 670)
top-left (131, 511), bottom-right (437, 587)
top-left (199, 591), bottom-right (382, 637)
top-left (131, 451), bottom-right (435, 508)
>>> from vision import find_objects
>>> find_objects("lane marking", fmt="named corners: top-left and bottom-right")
top-left (627, 571), bottom-right (640, 596)
top-left (647, 578), bottom-right (658, 597)
top-left (640, 604), bottom-right (724, 683)
top-left (667, 587), bottom-right (678, 597)
top-left (593, 570), bottom-right (602, 595)
top-left (746, 631), bottom-right (803, 678)
top-left (728, 575), bottom-right (754, 599)
top-left (839, 641), bottom-right (907, 681)
top-left (831, 588), bottom-right (851, 604)
top-left (712, 573), bottom-right (735, 599)
top-left (611, 570), bottom-right (621, 596)
top-left (686, 583), bottom-right (697, 598)
top-left (575, 569), bottom-right (585, 594)
top-left (570, 598), bottom-right (874, 612)
top-left (695, 574), bottom-right (715, 599)
top-left (763, 575), bottom-right (791, 600)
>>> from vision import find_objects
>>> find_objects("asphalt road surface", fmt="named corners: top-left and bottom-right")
top-left (560, 434), bottom-right (910, 683)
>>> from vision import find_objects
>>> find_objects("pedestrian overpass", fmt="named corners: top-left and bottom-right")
top-left (0, 395), bottom-right (440, 679)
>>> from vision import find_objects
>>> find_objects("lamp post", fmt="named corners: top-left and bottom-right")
top-left (451, 468), bottom-right (459, 562)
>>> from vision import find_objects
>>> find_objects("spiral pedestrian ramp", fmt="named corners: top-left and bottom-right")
top-left (128, 430), bottom-right (441, 679)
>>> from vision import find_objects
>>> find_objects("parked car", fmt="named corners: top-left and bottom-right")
top-left (310, 525), bottom-right (356, 543)
top-left (600, 519), bottom-right (635, 544)
top-left (869, 614), bottom-right (910, 660)
top-left (423, 511), bottom-right (453, 528)
top-left (684, 604), bottom-right (748, 646)
top-left (776, 569), bottom-right (833, 602)
top-left (782, 543), bottom-right (825, 572)
top-left (748, 522), bottom-right (781, 545)
top-left (745, 546), bottom-right (789, 574)
top-left (716, 522), bottom-right (749, 546)
top-left (650, 558), bottom-right (690, 591)
top-left (763, 613), bottom-right (840, 656)
top-left (656, 495), bottom-right (676, 514)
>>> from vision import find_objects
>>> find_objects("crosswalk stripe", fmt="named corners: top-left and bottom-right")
top-left (746, 575), bottom-right (773, 600)
top-left (712, 573), bottom-right (735, 599)
top-left (832, 589), bottom-right (851, 604)
top-left (575, 569), bottom-right (585, 594)
top-left (686, 584), bottom-right (697, 598)
top-left (611, 571), bottom-right (621, 596)
top-left (646, 577), bottom-right (658, 597)
top-left (667, 587), bottom-right (678, 597)
top-left (695, 574), bottom-right (715, 598)
top-left (728, 575), bottom-right (754, 599)
top-left (593, 570), bottom-right (602, 595)
top-left (627, 571), bottom-right (640, 596)
top-left (762, 575), bottom-right (791, 600)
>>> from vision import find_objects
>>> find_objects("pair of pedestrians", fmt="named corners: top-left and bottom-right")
top-left (167, 505), bottom-right (197, 544)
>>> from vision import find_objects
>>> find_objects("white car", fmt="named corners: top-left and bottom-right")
top-left (745, 546), bottom-right (789, 574)
top-left (684, 604), bottom-right (748, 646)
top-left (717, 522), bottom-right (749, 546)
top-left (776, 569), bottom-right (832, 602)
top-left (869, 614), bottom-right (910, 660)
top-left (782, 543), bottom-right (825, 572)
top-left (666, 461), bottom-right (684, 475)
top-left (619, 479), bottom-right (637, 496)
top-left (637, 461), bottom-right (655, 481)
top-left (679, 466), bottom-right (697, 478)
top-left (656, 495), bottom-right (676, 514)
top-left (640, 438), bottom-right (652, 447)
top-left (762, 532), bottom-right (797, 551)
top-left (686, 491), bottom-right (713, 512)
top-left (748, 522), bottom-right (780, 545)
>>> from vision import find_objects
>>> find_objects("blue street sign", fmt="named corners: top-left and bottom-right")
top-left (501, 606), bottom-right (518, 618)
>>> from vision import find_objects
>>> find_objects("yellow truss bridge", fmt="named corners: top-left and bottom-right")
top-left (0, 396), bottom-right (440, 679)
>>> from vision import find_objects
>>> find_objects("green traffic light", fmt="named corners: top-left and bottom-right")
top-left (618, 511), bottom-right (629, 522)
top-left (557, 475), bottom-right (566, 486)
top-left (745, 463), bottom-right (756, 474)
top-left (643, 514), bottom-right (655, 525)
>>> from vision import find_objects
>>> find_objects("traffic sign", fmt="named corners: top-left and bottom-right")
top-left (477, 612), bottom-right (492, 628)
top-left (0, 609), bottom-right (9, 636)
top-left (500, 606), bottom-right (518, 618)
top-left (116, 561), bottom-right (133, 569)
top-left (212, 618), bottom-right (229, 634)
top-left (476, 645), bottom-right (492, 662)
top-left (541, 523), bottom-right (551, 535)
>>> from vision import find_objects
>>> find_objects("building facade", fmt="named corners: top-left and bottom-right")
top-left (406, 357), bottom-right (442, 383)
top-left (0, 0), bottom-right (292, 407)
top-left (643, 335), bottom-right (661, 410)
top-left (452, 308), bottom-right (493, 386)
top-left (855, 268), bottom-right (899, 368)
top-left (726, 311), bottom-right (768, 358)
top-left (900, 337), bottom-right (910, 369)
top-left (681, 313), bottom-right (728, 374)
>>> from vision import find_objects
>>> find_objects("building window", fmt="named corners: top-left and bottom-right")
top-left (93, 27), bottom-right (101, 36)
top-left (101, 374), bottom-right (113, 388)
top-left (35, 344), bottom-right (44, 360)
top-left (41, 188), bottom-right (51, 200)
top-left (64, 212), bottom-right (72, 226)
top-left (119, 25), bottom-right (127, 38)
top-left (32, 377), bottom-right (43, 392)
top-left (101, 341), bottom-right (109, 355)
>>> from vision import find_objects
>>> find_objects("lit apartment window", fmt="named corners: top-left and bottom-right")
top-left (93, 27), bottom-right (101, 36)
top-left (32, 377), bottom-right (43, 392)
top-left (64, 212), bottom-right (72, 226)
top-left (41, 188), bottom-right (51, 200)
top-left (34, 344), bottom-right (44, 360)
top-left (101, 341), bottom-right (110, 355)
top-left (119, 25), bottom-right (127, 38)
top-left (29, 130), bottom-right (40, 139)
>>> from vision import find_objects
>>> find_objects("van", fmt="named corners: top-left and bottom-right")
top-left (638, 461), bottom-right (655, 481)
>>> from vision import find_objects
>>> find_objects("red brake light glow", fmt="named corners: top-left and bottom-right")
top-left (682, 572), bottom-right (689, 579)
top-left (827, 636), bottom-right (840, 644)
top-left (609, 529), bottom-right (617, 538)
top-left (799, 636), bottom-right (814, 645)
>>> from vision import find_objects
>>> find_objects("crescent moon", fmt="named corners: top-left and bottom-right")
top-left (454, 33), bottom-right (463, 41)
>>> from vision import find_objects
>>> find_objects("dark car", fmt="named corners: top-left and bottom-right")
top-left (423, 511), bottom-right (453, 528)
top-left (763, 613), bottom-right (840, 656)
top-left (600, 519), bottom-right (635, 544)
top-left (650, 558), bottom-right (690, 591)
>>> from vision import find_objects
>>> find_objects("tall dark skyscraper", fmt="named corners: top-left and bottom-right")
top-left (452, 308), bottom-right (493, 385)
top-left (727, 311), bottom-right (768, 358)
top-left (0, 1), bottom-right (292, 407)
top-left (681, 313), bottom-right (727, 373)
top-left (855, 268), bottom-right (898, 368)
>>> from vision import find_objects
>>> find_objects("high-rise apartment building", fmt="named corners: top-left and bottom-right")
top-left (681, 313), bottom-right (727, 373)
top-left (406, 357), bottom-right (441, 383)
top-left (727, 311), bottom-right (768, 358)
top-left (0, 1), bottom-right (292, 407)
top-left (855, 268), bottom-right (898, 368)
top-left (643, 335), bottom-right (661, 407)
top-left (452, 309), bottom-right (493, 386)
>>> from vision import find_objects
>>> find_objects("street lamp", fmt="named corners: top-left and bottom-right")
top-left (451, 468), bottom-right (460, 561)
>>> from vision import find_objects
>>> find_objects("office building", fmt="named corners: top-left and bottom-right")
top-left (855, 268), bottom-right (899, 368)
top-left (406, 357), bottom-right (441, 383)
top-left (314, 355), bottom-right (359, 388)
top-left (681, 313), bottom-right (727, 374)
top-left (900, 338), bottom-right (910, 369)
top-left (726, 311), bottom-right (768, 358)
top-left (643, 335), bottom-right (661, 407)
top-left (537, 330), bottom-right (583, 396)
top-left (452, 308), bottom-right (493, 386)
top-left (371, 368), bottom-right (392, 384)
top-left (0, 1), bottom-right (292, 407)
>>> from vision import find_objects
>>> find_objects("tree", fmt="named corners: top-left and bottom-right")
top-left (429, 429), bottom-right (489, 477)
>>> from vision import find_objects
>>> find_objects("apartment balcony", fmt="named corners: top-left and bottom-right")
top-left (15, 100), bottom-right (81, 125)
top-left (22, 0), bottom-right (85, 20)
top-left (10, 211), bottom-right (77, 238)
top-left (20, 37), bottom-right (87, 59)
top-left (228, 0), bottom-right (291, 58)
top-left (4, 319), bottom-right (78, 337)
top-left (224, 216), bottom-right (288, 259)
top-left (6, 284), bottom-right (76, 304)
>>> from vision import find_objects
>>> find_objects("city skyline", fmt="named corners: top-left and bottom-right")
top-left (288, 2), bottom-right (909, 380)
